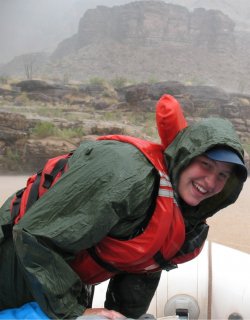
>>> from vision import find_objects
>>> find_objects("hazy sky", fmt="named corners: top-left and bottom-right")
top-left (0, 0), bottom-right (133, 64)
top-left (1, 0), bottom-right (249, 65)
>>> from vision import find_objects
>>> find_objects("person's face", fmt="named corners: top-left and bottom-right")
top-left (178, 155), bottom-right (233, 206)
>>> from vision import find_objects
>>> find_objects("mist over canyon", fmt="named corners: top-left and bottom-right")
top-left (1, 0), bottom-right (250, 93)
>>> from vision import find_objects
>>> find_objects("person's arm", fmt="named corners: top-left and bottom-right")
top-left (104, 272), bottom-right (162, 318)
top-left (13, 141), bottom-right (156, 319)
top-left (12, 166), bottom-right (119, 318)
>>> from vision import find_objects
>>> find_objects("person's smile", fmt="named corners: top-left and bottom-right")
top-left (178, 155), bottom-right (233, 206)
top-left (192, 181), bottom-right (209, 195)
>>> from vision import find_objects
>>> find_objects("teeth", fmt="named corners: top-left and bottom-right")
top-left (193, 183), bottom-right (207, 194)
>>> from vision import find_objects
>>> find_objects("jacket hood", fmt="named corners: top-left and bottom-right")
top-left (164, 117), bottom-right (246, 225)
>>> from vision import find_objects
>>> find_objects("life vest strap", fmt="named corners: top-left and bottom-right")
top-left (43, 158), bottom-right (69, 189)
top-left (1, 188), bottom-right (25, 239)
top-left (26, 171), bottom-right (42, 211)
top-left (154, 251), bottom-right (177, 271)
top-left (10, 156), bottom-right (70, 226)
top-left (87, 247), bottom-right (122, 273)
top-left (11, 187), bottom-right (26, 221)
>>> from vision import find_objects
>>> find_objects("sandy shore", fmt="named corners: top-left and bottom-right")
top-left (0, 175), bottom-right (249, 254)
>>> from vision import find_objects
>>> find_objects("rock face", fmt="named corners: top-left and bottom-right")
top-left (47, 1), bottom-right (250, 92)
top-left (69, 1), bottom-right (234, 55)
top-left (168, 0), bottom-right (250, 32)
top-left (46, 1), bottom-right (244, 92)
top-left (2, 1), bottom-right (250, 93)
top-left (52, 2), bottom-right (235, 58)
top-left (0, 79), bottom-right (249, 174)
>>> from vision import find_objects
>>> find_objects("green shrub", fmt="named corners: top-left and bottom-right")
top-left (110, 77), bottom-right (128, 89)
top-left (0, 75), bottom-right (9, 84)
top-left (32, 122), bottom-right (85, 139)
top-left (88, 77), bottom-right (106, 86)
top-left (4, 147), bottom-right (23, 171)
top-left (57, 127), bottom-right (85, 139)
top-left (36, 107), bottom-right (63, 118)
top-left (32, 122), bottom-right (59, 138)
top-left (14, 92), bottom-right (30, 106)
top-left (102, 111), bottom-right (123, 121)
top-left (147, 76), bottom-right (158, 84)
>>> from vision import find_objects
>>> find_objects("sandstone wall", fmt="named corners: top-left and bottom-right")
top-left (2, 1), bottom-right (250, 93)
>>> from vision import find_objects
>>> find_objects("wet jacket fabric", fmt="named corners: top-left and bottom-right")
top-left (0, 140), bottom-right (160, 318)
top-left (0, 94), bottom-right (246, 319)
top-left (70, 135), bottom-right (188, 285)
top-left (7, 137), bottom-right (189, 286)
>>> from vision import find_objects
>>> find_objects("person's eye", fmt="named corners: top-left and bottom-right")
top-left (201, 160), bottom-right (210, 168)
top-left (219, 172), bottom-right (230, 181)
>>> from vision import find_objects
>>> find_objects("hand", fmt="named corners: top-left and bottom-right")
top-left (83, 307), bottom-right (126, 319)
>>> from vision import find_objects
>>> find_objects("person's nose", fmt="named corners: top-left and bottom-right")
top-left (204, 173), bottom-right (217, 191)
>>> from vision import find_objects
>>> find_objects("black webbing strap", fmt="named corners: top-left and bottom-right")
top-left (2, 157), bottom-right (70, 240)
top-left (154, 251), bottom-right (177, 271)
top-left (2, 188), bottom-right (26, 239)
top-left (26, 157), bottom-right (69, 209)
top-left (87, 247), bottom-right (122, 273)
top-left (25, 171), bottom-right (42, 211)
top-left (11, 188), bottom-right (25, 221)
top-left (43, 158), bottom-right (68, 189)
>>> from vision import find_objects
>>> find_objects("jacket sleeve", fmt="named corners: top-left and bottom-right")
top-left (12, 141), bottom-right (157, 319)
top-left (156, 94), bottom-right (187, 149)
top-left (104, 271), bottom-right (162, 318)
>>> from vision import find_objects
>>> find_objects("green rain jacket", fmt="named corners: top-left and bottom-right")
top-left (0, 117), bottom-right (246, 319)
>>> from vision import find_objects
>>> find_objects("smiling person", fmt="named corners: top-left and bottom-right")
top-left (0, 94), bottom-right (248, 320)
top-left (179, 153), bottom-right (234, 207)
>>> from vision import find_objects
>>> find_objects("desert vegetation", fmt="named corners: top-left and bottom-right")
top-left (0, 77), bottom-right (249, 173)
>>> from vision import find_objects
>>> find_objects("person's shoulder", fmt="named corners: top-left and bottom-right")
top-left (71, 139), bottom-right (153, 170)
top-left (96, 139), bottom-right (154, 171)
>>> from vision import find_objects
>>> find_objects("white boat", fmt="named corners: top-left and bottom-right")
top-left (93, 241), bottom-right (250, 319)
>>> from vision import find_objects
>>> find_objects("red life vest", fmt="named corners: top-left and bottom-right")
top-left (10, 153), bottom-right (72, 225)
top-left (69, 135), bottom-right (187, 284)
top-left (9, 135), bottom-right (206, 286)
